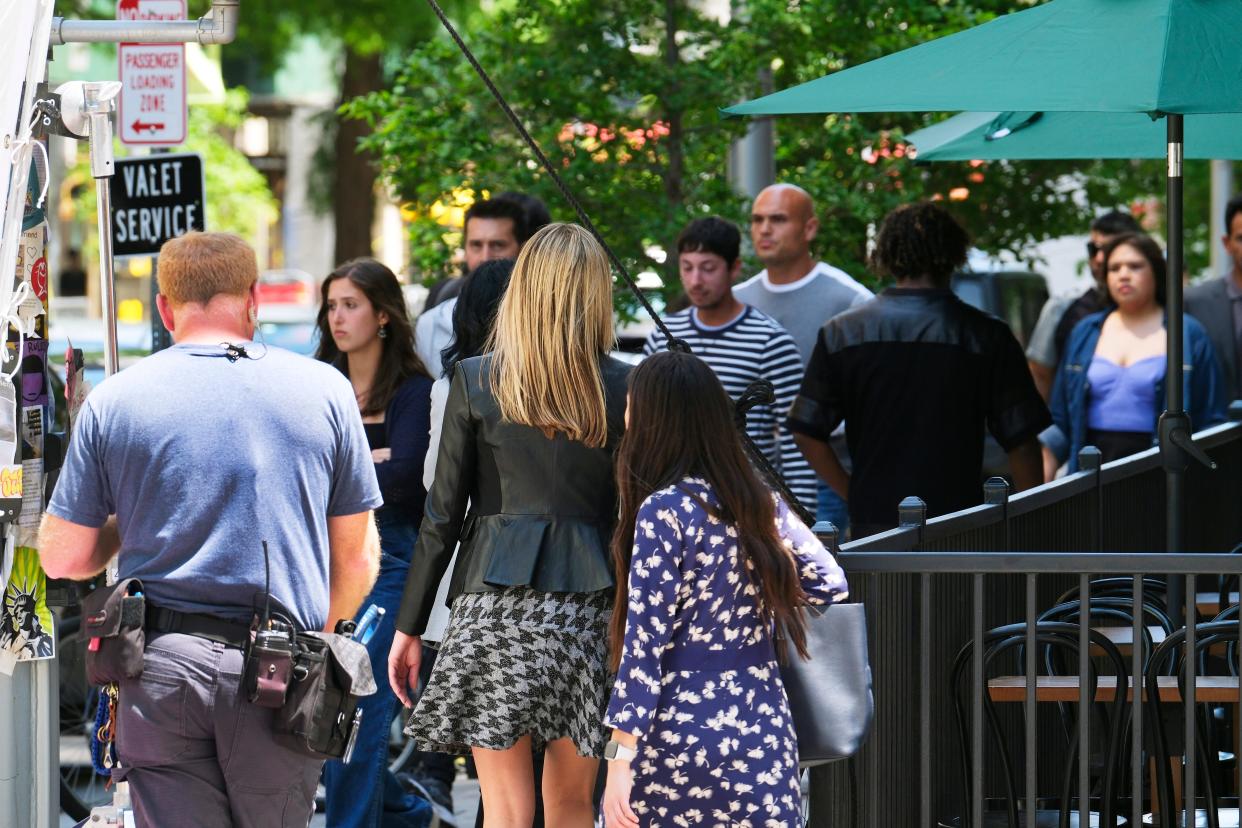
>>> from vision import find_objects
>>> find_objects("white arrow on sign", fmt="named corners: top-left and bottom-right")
top-left (117, 0), bottom-right (187, 147)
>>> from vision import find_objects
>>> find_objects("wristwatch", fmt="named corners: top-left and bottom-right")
top-left (604, 739), bottom-right (638, 762)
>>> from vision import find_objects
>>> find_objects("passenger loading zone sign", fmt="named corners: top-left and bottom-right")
top-left (117, 0), bottom-right (187, 147)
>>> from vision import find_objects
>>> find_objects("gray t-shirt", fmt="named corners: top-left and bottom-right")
top-left (1025, 293), bottom-right (1075, 368)
top-left (48, 343), bottom-right (382, 631)
top-left (734, 262), bottom-right (874, 364)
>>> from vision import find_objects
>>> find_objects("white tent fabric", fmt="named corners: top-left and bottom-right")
top-left (0, 1), bottom-right (55, 329)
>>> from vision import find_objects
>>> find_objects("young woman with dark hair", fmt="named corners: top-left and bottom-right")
top-left (1047, 233), bottom-right (1226, 471)
top-left (315, 258), bottom-right (437, 828)
top-left (601, 350), bottom-right (849, 828)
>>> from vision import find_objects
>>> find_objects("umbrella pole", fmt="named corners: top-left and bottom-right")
top-left (1165, 113), bottom-right (1184, 417)
top-left (1162, 114), bottom-right (1186, 627)
top-left (1158, 115), bottom-right (1216, 627)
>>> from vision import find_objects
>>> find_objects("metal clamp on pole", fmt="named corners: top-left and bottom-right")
top-left (1159, 410), bottom-right (1216, 472)
top-left (50, 0), bottom-right (239, 45)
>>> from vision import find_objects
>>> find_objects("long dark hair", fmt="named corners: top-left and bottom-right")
top-left (440, 258), bottom-right (514, 377)
top-left (609, 351), bottom-right (810, 669)
top-left (314, 258), bottom-right (427, 415)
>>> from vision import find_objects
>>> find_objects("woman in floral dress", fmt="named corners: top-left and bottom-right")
top-left (602, 351), bottom-right (850, 828)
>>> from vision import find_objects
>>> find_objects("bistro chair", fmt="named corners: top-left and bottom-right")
top-left (944, 621), bottom-right (1130, 827)
top-left (1057, 580), bottom-right (1170, 615)
top-left (1144, 621), bottom-right (1242, 828)
top-left (1038, 598), bottom-right (1168, 804)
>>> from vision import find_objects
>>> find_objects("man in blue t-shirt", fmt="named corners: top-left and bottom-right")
top-left (39, 231), bottom-right (382, 827)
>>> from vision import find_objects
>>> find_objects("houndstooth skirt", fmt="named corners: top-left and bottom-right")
top-left (405, 587), bottom-right (613, 758)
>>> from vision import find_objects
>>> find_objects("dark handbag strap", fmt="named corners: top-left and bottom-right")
top-left (146, 605), bottom-right (251, 649)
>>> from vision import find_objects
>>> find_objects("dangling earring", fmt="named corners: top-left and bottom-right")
top-left (378, 325), bottom-right (388, 339)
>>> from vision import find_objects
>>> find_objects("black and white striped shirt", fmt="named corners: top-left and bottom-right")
top-left (644, 306), bottom-right (817, 512)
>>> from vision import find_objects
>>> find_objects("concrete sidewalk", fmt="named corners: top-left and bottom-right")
top-left (61, 775), bottom-right (482, 827)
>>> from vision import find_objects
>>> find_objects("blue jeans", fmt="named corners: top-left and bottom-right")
top-left (322, 513), bottom-right (432, 828)
top-left (816, 481), bottom-right (850, 536)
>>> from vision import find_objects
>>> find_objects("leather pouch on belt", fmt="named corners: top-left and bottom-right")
top-left (81, 578), bottom-right (146, 686)
top-left (273, 631), bottom-right (377, 760)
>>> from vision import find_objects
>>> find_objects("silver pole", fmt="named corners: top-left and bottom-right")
top-left (1210, 160), bottom-right (1235, 277)
top-left (78, 84), bottom-right (121, 586)
top-left (728, 64), bottom-right (775, 199)
top-left (50, 0), bottom-right (239, 46)
top-left (84, 86), bottom-right (119, 378)
top-left (33, 658), bottom-right (55, 828)
top-left (93, 185), bottom-right (118, 377)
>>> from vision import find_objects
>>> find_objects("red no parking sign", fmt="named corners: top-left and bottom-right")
top-left (116, 0), bottom-right (187, 147)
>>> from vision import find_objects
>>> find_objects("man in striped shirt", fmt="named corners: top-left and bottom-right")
top-left (644, 217), bottom-right (817, 512)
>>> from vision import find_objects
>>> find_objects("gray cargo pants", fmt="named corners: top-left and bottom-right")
top-left (113, 631), bottom-right (322, 827)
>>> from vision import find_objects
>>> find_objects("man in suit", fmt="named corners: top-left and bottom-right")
top-left (1186, 195), bottom-right (1242, 403)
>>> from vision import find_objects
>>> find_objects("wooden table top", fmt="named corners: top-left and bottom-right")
top-left (1196, 591), bottom-right (1239, 617)
top-left (1093, 625), bottom-right (1168, 648)
top-left (988, 675), bottom-right (1238, 703)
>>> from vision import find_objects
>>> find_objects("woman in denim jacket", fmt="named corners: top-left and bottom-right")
top-left (1047, 233), bottom-right (1226, 472)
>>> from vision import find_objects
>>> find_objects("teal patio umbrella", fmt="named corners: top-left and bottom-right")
top-left (907, 110), bottom-right (1242, 161)
top-left (724, 0), bottom-right (1242, 581)
top-left (724, 0), bottom-right (1242, 116)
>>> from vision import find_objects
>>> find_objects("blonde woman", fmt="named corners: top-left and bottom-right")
top-left (390, 224), bottom-right (630, 827)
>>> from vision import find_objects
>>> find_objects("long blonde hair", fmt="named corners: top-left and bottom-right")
top-left (487, 223), bottom-right (615, 447)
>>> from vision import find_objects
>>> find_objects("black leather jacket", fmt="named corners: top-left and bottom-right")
top-left (395, 354), bottom-right (631, 635)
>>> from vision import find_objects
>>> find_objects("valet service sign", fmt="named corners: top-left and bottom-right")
top-left (110, 154), bottom-right (206, 257)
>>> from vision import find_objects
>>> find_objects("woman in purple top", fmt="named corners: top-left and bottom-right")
top-left (1048, 233), bottom-right (1226, 470)
top-left (601, 351), bottom-right (849, 828)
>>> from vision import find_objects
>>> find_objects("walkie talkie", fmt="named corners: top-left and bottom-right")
top-left (243, 541), bottom-right (295, 708)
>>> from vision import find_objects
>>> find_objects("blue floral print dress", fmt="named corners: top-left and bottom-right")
top-left (604, 477), bottom-right (850, 827)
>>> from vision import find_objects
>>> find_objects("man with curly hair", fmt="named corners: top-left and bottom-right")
top-left (787, 201), bottom-right (1050, 537)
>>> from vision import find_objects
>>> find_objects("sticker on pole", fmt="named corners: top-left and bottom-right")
top-left (117, 0), bottom-right (187, 147)
top-left (110, 153), bottom-right (205, 257)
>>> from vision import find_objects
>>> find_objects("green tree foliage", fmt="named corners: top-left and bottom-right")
top-left (348, 0), bottom-right (1200, 303)
top-left (222, 0), bottom-right (469, 263)
top-left (185, 90), bottom-right (280, 237)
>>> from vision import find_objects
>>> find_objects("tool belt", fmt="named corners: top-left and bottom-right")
top-left (146, 605), bottom-right (251, 648)
top-left (82, 578), bottom-right (254, 685)
top-left (82, 577), bottom-right (376, 761)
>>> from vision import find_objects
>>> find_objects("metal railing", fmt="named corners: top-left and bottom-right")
top-left (805, 418), bottom-right (1242, 828)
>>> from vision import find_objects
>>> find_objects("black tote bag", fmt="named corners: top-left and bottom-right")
top-left (780, 601), bottom-right (874, 766)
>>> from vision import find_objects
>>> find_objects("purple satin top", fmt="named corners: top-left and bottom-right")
top-left (1086, 354), bottom-right (1165, 433)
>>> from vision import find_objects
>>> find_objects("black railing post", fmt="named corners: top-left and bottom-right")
top-left (899, 496), bottom-right (926, 545)
top-left (982, 475), bottom-right (1033, 824)
top-left (895, 497), bottom-right (932, 828)
top-left (810, 522), bottom-right (848, 825)
top-left (1072, 450), bottom-right (1100, 828)
top-left (983, 476), bottom-right (1010, 552)
top-left (812, 521), bottom-right (839, 554)
top-left (1078, 446), bottom-right (1103, 554)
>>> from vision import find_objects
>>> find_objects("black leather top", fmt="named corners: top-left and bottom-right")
top-left (395, 354), bottom-right (631, 635)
